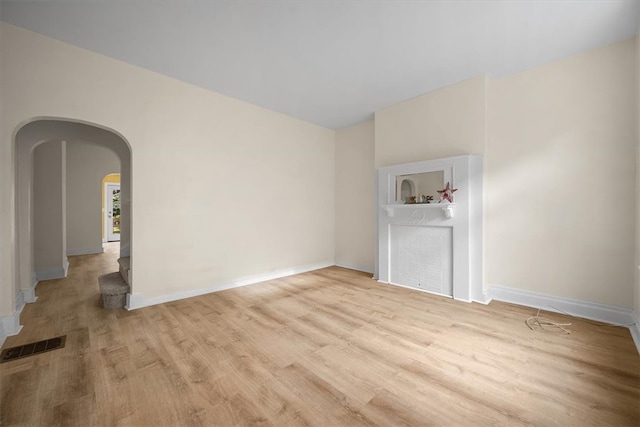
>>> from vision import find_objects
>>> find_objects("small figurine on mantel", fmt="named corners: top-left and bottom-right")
top-left (437, 182), bottom-right (457, 203)
top-left (406, 194), bottom-right (435, 204)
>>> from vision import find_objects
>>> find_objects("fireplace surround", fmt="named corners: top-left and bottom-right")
top-left (376, 155), bottom-right (483, 302)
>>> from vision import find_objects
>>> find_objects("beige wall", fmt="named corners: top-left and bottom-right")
top-left (1, 20), bottom-right (636, 321)
top-left (374, 39), bottom-right (636, 308)
top-left (335, 121), bottom-right (375, 273)
top-left (66, 141), bottom-right (120, 255)
top-left (0, 26), bottom-right (15, 317)
top-left (33, 141), bottom-right (67, 277)
top-left (487, 37), bottom-right (636, 307)
top-left (636, 33), bottom-right (640, 316)
top-left (0, 22), bottom-right (335, 313)
top-left (375, 76), bottom-right (487, 168)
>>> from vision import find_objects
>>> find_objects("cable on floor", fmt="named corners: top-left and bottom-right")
top-left (525, 308), bottom-right (572, 334)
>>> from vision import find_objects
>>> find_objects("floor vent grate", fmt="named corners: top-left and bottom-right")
top-left (0, 336), bottom-right (66, 363)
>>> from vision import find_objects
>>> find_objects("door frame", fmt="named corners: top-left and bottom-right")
top-left (104, 182), bottom-right (121, 242)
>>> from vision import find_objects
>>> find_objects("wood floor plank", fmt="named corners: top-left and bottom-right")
top-left (1, 245), bottom-right (638, 426)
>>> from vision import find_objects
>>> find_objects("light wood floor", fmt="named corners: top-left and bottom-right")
top-left (1, 246), bottom-right (639, 426)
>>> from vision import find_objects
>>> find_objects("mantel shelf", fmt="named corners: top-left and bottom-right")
top-left (382, 203), bottom-right (456, 218)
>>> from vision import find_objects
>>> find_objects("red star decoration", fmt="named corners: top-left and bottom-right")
top-left (437, 182), bottom-right (457, 203)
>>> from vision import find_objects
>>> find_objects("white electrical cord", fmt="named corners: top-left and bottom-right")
top-left (526, 308), bottom-right (572, 334)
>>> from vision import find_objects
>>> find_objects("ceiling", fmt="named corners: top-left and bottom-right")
top-left (1, 1), bottom-right (638, 130)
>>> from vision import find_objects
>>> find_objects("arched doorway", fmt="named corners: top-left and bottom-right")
top-left (14, 118), bottom-right (132, 302)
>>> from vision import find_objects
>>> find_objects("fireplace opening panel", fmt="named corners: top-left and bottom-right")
top-left (389, 225), bottom-right (453, 296)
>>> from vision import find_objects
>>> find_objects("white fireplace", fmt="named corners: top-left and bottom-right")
top-left (376, 155), bottom-right (483, 302)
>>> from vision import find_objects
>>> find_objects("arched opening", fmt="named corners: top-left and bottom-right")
top-left (14, 118), bottom-right (132, 305)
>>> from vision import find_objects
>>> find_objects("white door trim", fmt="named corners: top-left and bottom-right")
top-left (105, 183), bottom-right (121, 242)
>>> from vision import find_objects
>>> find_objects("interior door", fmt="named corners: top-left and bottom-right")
top-left (106, 183), bottom-right (121, 242)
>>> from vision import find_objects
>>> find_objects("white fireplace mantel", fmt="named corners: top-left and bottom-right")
top-left (382, 203), bottom-right (456, 219)
top-left (376, 155), bottom-right (483, 303)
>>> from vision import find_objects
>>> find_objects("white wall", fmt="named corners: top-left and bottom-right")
top-left (487, 37), bottom-right (636, 307)
top-left (33, 140), bottom-right (67, 279)
top-left (0, 22), bottom-right (335, 314)
top-left (335, 121), bottom-right (375, 273)
top-left (66, 141), bottom-right (120, 255)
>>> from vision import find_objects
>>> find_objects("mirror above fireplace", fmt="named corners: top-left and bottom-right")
top-left (395, 170), bottom-right (444, 203)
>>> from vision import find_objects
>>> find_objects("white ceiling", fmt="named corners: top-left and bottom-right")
top-left (1, 1), bottom-right (638, 129)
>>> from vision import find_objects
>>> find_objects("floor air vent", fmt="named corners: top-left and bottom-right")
top-left (0, 336), bottom-right (66, 363)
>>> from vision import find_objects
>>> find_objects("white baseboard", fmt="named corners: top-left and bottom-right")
top-left (334, 262), bottom-right (374, 274)
top-left (0, 310), bottom-right (23, 347)
top-left (0, 299), bottom-right (25, 347)
top-left (126, 261), bottom-right (334, 310)
top-left (1, 279), bottom-right (40, 346)
top-left (473, 292), bottom-right (492, 305)
top-left (15, 288), bottom-right (24, 312)
top-left (630, 310), bottom-right (640, 355)
top-left (120, 243), bottom-right (130, 257)
top-left (36, 266), bottom-right (65, 281)
top-left (67, 246), bottom-right (104, 256)
top-left (380, 279), bottom-right (458, 300)
top-left (22, 281), bottom-right (38, 304)
top-left (375, 279), bottom-right (491, 305)
top-left (487, 285), bottom-right (639, 355)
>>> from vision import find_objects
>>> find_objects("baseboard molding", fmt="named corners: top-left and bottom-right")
top-left (21, 289), bottom-right (37, 303)
top-left (120, 243), bottom-right (130, 257)
top-left (375, 279), bottom-right (492, 305)
top-left (67, 246), bottom-right (104, 256)
top-left (334, 262), bottom-right (374, 274)
top-left (0, 301), bottom-right (25, 347)
top-left (36, 266), bottom-right (65, 281)
top-left (15, 289), bottom-right (24, 313)
top-left (630, 310), bottom-right (640, 355)
top-left (380, 279), bottom-right (458, 300)
top-left (21, 280), bottom-right (38, 304)
top-left (1, 279), bottom-right (41, 345)
top-left (473, 292), bottom-right (492, 305)
top-left (126, 261), bottom-right (334, 310)
top-left (487, 285), bottom-right (639, 354)
top-left (35, 259), bottom-right (69, 281)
